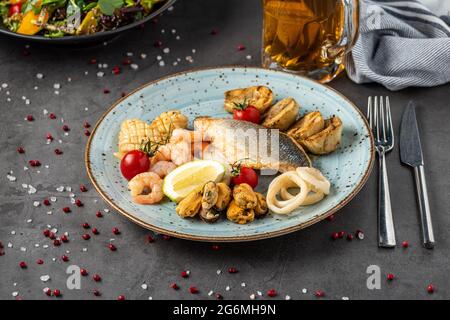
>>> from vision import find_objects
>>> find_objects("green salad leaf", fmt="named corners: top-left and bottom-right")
top-left (98, 0), bottom-right (123, 16)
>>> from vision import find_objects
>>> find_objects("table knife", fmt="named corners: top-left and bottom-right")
top-left (399, 101), bottom-right (435, 249)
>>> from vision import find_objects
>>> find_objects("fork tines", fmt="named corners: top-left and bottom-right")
top-left (367, 96), bottom-right (394, 150)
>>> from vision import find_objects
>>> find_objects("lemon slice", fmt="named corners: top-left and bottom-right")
top-left (163, 160), bottom-right (226, 202)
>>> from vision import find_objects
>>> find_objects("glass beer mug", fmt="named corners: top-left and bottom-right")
top-left (262, 0), bottom-right (359, 83)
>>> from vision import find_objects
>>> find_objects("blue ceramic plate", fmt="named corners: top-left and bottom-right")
top-left (85, 67), bottom-right (374, 242)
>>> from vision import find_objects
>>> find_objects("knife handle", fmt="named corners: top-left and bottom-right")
top-left (414, 165), bottom-right (435, 249)
top-left (378, 152), bottom-right (396, 247)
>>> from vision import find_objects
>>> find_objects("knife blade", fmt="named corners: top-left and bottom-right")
top-left (400, 101), bottom-right (435, 249)
top-left (400, 101), bottom-right (424, 167)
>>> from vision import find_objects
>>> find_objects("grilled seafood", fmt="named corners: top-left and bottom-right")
top-left (288, 111), bottom-right (325, 141)
top-left (266, 167), bottom-right (330, 214)
top-left (226, 200), bottom-right (255, 224)
top-left (202, 181), bottom-right (219, 210)
top-left (115, 111), bottom-right (188, 159)
top-left (176, 190), bottom-right (203, 218)
top-left (128, 172), bottom-right (164, 205)
top-left (214, 183), bottom-right (232, 211)
top-left (254, 192), bottom-right (268, 216)
top-left (301, 116), bottom-right (343, 155)
top-left (194, 117), bottom-right (311, 172)
top-left (150, 161), bottom-right (177, 178)
top-left (224, 86), bottom-right (274, 114)
top-left (151, 111), bottom-right (188, 140)
top-left (262, 97), bottom-right (299, 131)
top-left (233, 183), bottom-right (258, 210)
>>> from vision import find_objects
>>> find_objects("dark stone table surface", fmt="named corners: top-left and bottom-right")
top-left (0, 0), bottom-right (449, 300)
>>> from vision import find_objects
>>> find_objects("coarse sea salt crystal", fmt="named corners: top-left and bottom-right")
top-left (342, 297), bottom-right (349, 300)
top-left (225, 286), bottom-right (230, 291)
top-left (97, 71), bottom-right (104, 78)
top-left (53, 83), bottom-right (61, 89)
top-left (130, 64), bottom-right (139, 70)
top-left (11, 230), bottom-right (15, 235)
top-left (50, 197), bottom-right (57, 202)
top-left (250, 294), bottom-right (255, 300)
top-left (56, 186), bottom-right (65, 192)
top-left (141, 284), bottom-right (148, 290)
top-left (33, 201), bottom-right (40, 207)
top-left (40, 275), bottom-right (50, 282)
top-left (302, 288), bottom-right (308, 294)
top-left (27, 219), bottom-right (32, 223)
top-left (216, 270), bottom-right (221, 275)
top-left (163, 48), bottom-right (170, 54)
top-left (159, 61), bottom-right (165, 67)
top-left (241, 283), bottom-right (246, 287)
top-left (36, 73), bottom-right (44, 79)
top-left (257, 291), bottom-right (263, 296)
top-left (28, 185), bottom-right (37, 194)
top-left (12, 292), bottom-right (18, 297)
top-left (8, 242), bottom-right (13, 248)
top-left (6, 174), bottom-right (16, 182)
top-left (20, 247), bottom-right (26, 252)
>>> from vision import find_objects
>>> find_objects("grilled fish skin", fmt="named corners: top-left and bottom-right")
top-left (194, 117), bottom-right (311, 172)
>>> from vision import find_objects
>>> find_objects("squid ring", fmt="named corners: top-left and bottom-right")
top-left (266, 172), bottom-right (309, 214)
top-left (296, 167), bottom-right (331, 195)
top-left (267, 167), bottom-right (331, 215)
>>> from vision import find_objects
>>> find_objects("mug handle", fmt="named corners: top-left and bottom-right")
top-left (335, 0), bottom-right (360, 53)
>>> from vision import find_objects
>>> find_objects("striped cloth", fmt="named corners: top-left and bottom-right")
top-left (345, 0), bottom-right (450, 91)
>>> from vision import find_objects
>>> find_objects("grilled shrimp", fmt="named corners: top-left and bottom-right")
top-left (128, 172), bottom-right (164, 204)
top-left (150, 144), bottom-right (172, 165)
top-left (150, 161), bottom-right (177, 178)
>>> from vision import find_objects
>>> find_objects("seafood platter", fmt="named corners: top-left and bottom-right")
top-left (85, 67), bottom-right (374, 241)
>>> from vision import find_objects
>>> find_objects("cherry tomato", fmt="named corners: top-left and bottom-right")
top-left (8, 3), bottom-right (22, 17)
top-left (120, 150), bottom-right (150, 180)
top-left (233, 105), bottom-right (260, 124)
top-left (232, 166), bottom-right (258, 188)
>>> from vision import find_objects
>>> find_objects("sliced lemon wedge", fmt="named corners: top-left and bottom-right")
top-left (163, 160), bottom-right (226, 202)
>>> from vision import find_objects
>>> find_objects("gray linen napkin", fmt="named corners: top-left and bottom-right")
top-left (345, 0), bottom-right (450, 91)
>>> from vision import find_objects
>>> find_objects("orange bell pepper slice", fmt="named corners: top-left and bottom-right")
top-left (17, 1), bottom-right (50, 35)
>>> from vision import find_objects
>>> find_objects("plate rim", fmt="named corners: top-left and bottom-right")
top-left (85, 66), bottom-right (375, 242)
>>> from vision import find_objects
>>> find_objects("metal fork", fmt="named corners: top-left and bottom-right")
top-left (367, 96), bottom-right (396, 248)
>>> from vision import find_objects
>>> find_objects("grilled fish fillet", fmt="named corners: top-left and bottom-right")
top-left (194, 117), bottom-right (311, 173)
